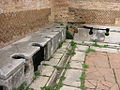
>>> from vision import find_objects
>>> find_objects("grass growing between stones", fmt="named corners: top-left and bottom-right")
top-left (58, 42), bottom-right (63, 48)
top-left (67, 41), bottom-right (77, 56)
top-left (86, 48), bottom-right (96, 53)
top-left (34, 70), bottom-right (41, 80)
top-left (66, 30), bottom-right (74, 39)
top-left (53, 63), bottom-right (72, 70)
top-left (79, 64), bottom-right (89, 89)
top-left (41, 76), bottom-right (66, 90)
top-left (42, 63), bottom-right (50, 66)
top-left (12, 82), bottom-right (34, 90)
top-left (82, 64), bottom-right (89, 69)
top-left (91, 42), bottom-right (109, 48)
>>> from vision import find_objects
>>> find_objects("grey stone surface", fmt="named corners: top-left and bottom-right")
top-left (76, 45), bottom-right (89, 51)
top-left (0, 23), bottom-right (67, 90)
top-left (75, 27), bottom-right (120, 44)
top-left (61, 43), bottom-right (70, 49)
top-left (42, 58), bottom-right (60, 66)
top-left (30, 76), bottom-right (49, 90)
top-left (41, 66), bottom-right (54, 76)
top-left (90, 46), bottom-right (119, 53)
top-left (71, 51), bottom-right (86, 62)
top-left (53, 53), bottom-right (64, 59)
top-left (56, 48), bottom-right (66, 54)
top-left (63, 69), bottom-right (82, 87)
top-left (60, 86), bottom-right (81, 90)
top-left (70, 61), bottom-right (83, 69)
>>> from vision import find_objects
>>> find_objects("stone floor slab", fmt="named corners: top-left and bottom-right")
top-left (63, 69), bottom-right (82, 87)
top-left (76, 45), bottom-right (89, 51)
top-left (69, 60), bottom-right (83, 69)
top-left (30, 76), bottom-right (49, 90)
top-left (60, 86), bottom-right (81, 90)
top-left (71, 51), bottom-right (85, 62)
top-left (86, 52), bottom-right (110, 68)
top-left (53, 53), bottom-right (63, 59)
top-left (85, 51), bottom-right (120, 90)
top-left (43, 58), bottom-right (60, 66)
top-left (41, 66), bottom-right (54, 76)
top-left (90, 46), bottom-right (118, 53)
top-left (108, 53), bottom-right (120, 69)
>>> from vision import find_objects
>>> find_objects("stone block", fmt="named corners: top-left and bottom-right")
top-left (71, 51), bottom-right (86, 62)
top-left (63, 69), bottom-right (82, 87)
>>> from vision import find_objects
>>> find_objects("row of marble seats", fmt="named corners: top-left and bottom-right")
top-left (0, 23), bottom-right (66, 90)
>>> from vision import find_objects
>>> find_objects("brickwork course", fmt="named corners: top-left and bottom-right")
top-left (1, 0), bottom-right (120, 46)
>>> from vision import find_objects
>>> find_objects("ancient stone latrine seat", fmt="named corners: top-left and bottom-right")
top-left (0, 23), bottom-right (66, 90)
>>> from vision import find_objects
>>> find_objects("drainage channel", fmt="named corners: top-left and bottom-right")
top-left (46, 43), bottom-right (72, 88)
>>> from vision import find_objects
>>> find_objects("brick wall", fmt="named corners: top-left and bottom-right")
top-left (50, 0), bottom-right (69, 22)
top-left (0, 0), bottom-right (50, 13)
top-left (68, 8), bottom-right (120, 25)
top-left (0, 8), bottom-right (51, 44)
top-left (52, 0), bottom-right (120, 25)
top-left (68, 0), bottom-right (120, 25)
top-left (0, 0), bottom-right (51, 47)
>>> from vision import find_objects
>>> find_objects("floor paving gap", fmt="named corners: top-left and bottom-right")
top-left (106, 52), bottom-right (112, 68)
top-left (112, 69), bottom-right (120, 90)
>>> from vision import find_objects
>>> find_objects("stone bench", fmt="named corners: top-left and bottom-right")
top-left (0, 23), bottom-right (66, 90)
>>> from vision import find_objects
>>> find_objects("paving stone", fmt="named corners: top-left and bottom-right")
top-left (104, 32), bottom-right (120, 44)
top-left (60, 85), bottom-right (81, 90)
top-left (86, 52), bottom-right (110, 68)
top-left (63, 69), bottom-right (82, 87)
top-left (43, 58), bottom-right (60, 66)
top-left (53, 53), bottom-right (63, 59)
top-left (85, 80), bottom-right (97, 89)
top-left (30, 76), bottom-right (49, 90)
top-left (56, 48), bottom-right (66, 54)
top-left (90, 46), bottom-right (118, 53)
top-left (84, 41), bottom-right (120, 49)
top-left (41, 66), bottom-right (54, 76)
top-left (84, 41), bottom-right (94, 45)
top-left (85, 51), bottom-right (120, 90)
top-left (61, 43), bottom-right (69, 49)
top-left (71, 51), bottom-right (85, 62)
top-left (114, 69), bottom-right (120, 88)
top-left (69, 60), bottom-right (83, 69)
top-left (97, 42), bottom-right (120, 47)
top-left (107, 53), bottom-right (120, 69)
top-left (76, 45), bottom-right (89, 51)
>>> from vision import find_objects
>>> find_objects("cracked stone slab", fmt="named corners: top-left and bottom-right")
top-left (86, 52), bottom-right (110, 68)
top-left (30, 76), bottom-right (49, 90)
top-left (76, 45), bottom-right (89, 51)
top-left (71, 51), bottom-right (85, 62)
top-left (63, 69), bottom-right (82, 87)
top-left (90, 46), bottom-right (118, 53)
top-left (69, 60), bottom-right (83, 69)
top-left (85, 52), bottom-right (120, 90)
top-left (107, 53), bottom-right (120, 69)
top-left (41, 66), bottom-right (54, 76)
top-left (60, 85), bottom-right (81, 90)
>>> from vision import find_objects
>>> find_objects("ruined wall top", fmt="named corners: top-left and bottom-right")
top-left (0, 0), bottom-right (50, 13)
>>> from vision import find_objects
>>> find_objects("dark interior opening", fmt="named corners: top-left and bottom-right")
top-left (32, 46), bottom-right (45, 71)
top-left (24, 64), bottom-right (29, 74)
top-left (0, 86), bottom-right (7, 90)
top-left (12, 54), bottom-right (26, 59)
top-left (0, 86), bottom-right (3, 90)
